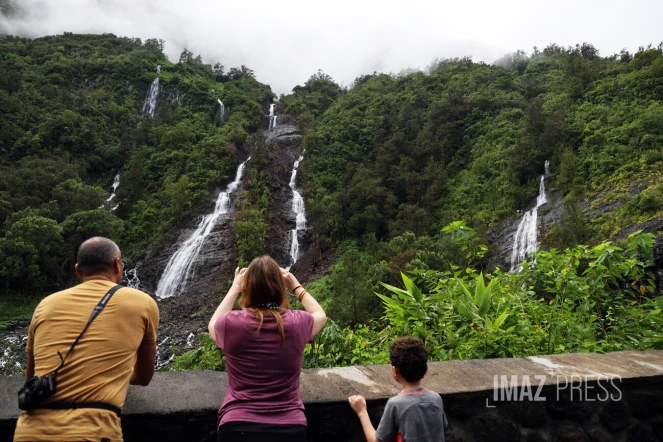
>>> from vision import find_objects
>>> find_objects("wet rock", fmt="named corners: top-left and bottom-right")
top-left (629, 422), bottom-right (656, 442)
top-left (444, 396), bottom-right (474, 419)
top-left (585, 426), bottom-right (613, 442)
top-left (599, 399), bottom-right (630, 432)
top-left (487, 179), bottom-right (563, 271)
top-left (546, 392), bottom-right (593, 421)
top-left (472, 412), bottom-right (520, 442)
top-left (554, 427), bottom-right (589, 442)
top-left (627, 391), bottom-right (663, 420)
top-left (505, 399), bottom-right (548, 428)
top-left (521, 428), bottom-right (550, 442)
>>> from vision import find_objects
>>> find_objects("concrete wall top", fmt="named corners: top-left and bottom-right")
top-left (1, 350), bottom-right (663, 420)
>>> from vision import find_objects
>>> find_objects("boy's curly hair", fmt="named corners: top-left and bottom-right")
top-left (389, 337), bottom-right (428, 382)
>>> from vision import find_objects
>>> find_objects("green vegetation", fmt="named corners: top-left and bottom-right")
top-left (1, 33), bottom-right (662, 371)
top-left (172, 227), bottom-right (662, 369)
top-left (0, 33), bottom-right (273, 309)
top-left (277, 43), bottom-right (663, 329)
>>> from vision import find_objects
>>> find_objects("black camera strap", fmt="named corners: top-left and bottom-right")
top-left (52, 284), bottom-right (123, 376)
top-left (35, 284), bottom-right (124, 416)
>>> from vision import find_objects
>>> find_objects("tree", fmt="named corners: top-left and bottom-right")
top-left (60, 209), bottom-right (124, 276)
top-left (52, 179), bottom-right (107, 221)
top-left (232, 206), bottom-right (267, 265)
top-left (165, 175), bottom-right (191, 220)
top-left (179, 48), bottom-right (194, 64)
top-left (0, 216), bottom-right (63, 293)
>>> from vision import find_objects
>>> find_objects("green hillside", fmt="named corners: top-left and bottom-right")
top-left (0, 34), bottom-right (662, 372)
top-left (0, 33), bottom-right (274, 299)
top-left (280, 44), bottom-right (663, 324)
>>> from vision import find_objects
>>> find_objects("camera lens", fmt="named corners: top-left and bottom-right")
top-left (24, 377), bottom-right (41, 393)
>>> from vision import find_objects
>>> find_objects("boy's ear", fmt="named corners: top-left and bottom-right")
top-left (391, 365), bottom-right (399, 380)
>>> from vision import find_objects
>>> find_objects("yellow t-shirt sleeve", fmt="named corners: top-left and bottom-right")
top-left (143, 297), bottom-right (159, 345)
top-left (25, 304), bottom-right (40, 354)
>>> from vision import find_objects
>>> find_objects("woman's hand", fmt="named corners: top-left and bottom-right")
top-left (280, 268), bottom-right (300, 291)
top-left (208, 267), bottom-right (246, 345)
top-left (232, 267), bottom-right (247, 288)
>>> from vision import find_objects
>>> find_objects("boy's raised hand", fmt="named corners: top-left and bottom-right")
top-left (348, 395), bottom-right (367, 415)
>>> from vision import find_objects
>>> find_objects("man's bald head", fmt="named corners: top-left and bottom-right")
top-left (76, 237), bottom-right (121, 277)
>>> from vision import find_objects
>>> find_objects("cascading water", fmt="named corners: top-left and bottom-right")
top-left (217, 99), bottom-right (225, 121)
top-left (545, 159), bottom-right (550, 176)
top-left (155, 158), bottom-right (250, 299)
top-left (286, 154), bottom-right (306, 270)
top-left (142, 66), bottom-right (161, 116)
top-left (106, 173), bottom-right (120, 202)
top-left (123, 267), bottom-right (140, 289)
top-left (268, 104), bottom-right (277, 129)
top-left (510, 164), bottom-right (548, 271)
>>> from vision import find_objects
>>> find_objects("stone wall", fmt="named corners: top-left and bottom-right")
top-left (1, 350), bottom-right (662, 441)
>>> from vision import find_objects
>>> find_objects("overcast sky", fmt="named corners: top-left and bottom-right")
top-left (1, 0), bottom-right (661, 95)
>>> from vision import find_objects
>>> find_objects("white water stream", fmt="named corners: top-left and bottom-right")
top-left (510, 163), bottom-right (549, 271)
top-left (141, 65), bottom-right (161, 116)
top-left (217, 99), bottom-right (225, 121)
top-left (123, 267), bottom-right (140, 289)
top-left (106, 173), bottom-right (120, 202)
top-left (155, 158), bottom-right (250, 299)
top-left (287, 154), bottom-right (306, 270)
top-left (268, 104), bottom-right (277, 129)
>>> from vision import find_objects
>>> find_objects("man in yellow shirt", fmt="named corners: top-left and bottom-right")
top-left (14, 237), bottom-right (159, 442)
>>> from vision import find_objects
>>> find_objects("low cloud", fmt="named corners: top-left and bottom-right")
top-left (1, 0), bottom-right (661, 94)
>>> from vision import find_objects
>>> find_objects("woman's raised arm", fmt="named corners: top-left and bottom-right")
top-left (281, 269), bottom-right (327, 337)
top-left (208, 267), bottom-right (246, 344)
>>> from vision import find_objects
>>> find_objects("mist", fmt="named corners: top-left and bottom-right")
top-left (1, 0), bottom-right (661, 94)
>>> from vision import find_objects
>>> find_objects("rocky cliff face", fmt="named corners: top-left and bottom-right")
top-left (488, 177), bottom-right (565, 271)
top-left (263, 124), bottom-right (305, 267)
top-left (136, 124), bottom-right (308, 365)
top-left (489, 177), bottom-right (663, 294)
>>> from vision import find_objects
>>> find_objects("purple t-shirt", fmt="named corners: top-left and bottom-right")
top-left (215, 309), bottom-right (314, 428)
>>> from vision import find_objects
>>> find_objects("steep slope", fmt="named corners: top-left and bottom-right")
top-left (280, 45), bottom-right (663, 323)
top-left (0, 33), bottom-right (275, 372)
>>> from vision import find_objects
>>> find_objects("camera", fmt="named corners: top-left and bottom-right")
top-left (17, 373), bottom-right (57, 411)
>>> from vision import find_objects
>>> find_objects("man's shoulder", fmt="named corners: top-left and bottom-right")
top-left (115, 286), bottom-right (159, 313)
top-left (117, 286), bottom-right (156, 302)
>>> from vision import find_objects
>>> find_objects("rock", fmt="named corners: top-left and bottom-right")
top-left (554, 427), bottom-right (589, 442)
top-left (521, 428), bottom-right (551, 442)
top-left (585, 426), bottom-right (613, 442)
top-left (444, 396), bottom-right (474, 419)
top-left (629, 422), bottom-right (656, 442)
top-left (599, 399), bottom-right (631, 432)
top-left (505, 399), bottom-right (548, 428)
top-left (546, 391), bottom-right (593, 421)
top-left (487, 180), bottom-right (564, 271)
top-left (472, 413), bottom-right (520, 442)
top-left (627, 391), bottom-right (663, 420)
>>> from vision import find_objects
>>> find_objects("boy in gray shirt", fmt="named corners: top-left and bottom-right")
top-left (349, 337), bottom-right (448, 442)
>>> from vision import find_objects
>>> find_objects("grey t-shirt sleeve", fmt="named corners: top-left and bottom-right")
top-left (375, 399), bottom-right (397, 442)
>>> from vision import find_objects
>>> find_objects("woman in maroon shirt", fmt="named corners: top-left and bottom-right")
top-left (208, 255), bottom-right (327, 442)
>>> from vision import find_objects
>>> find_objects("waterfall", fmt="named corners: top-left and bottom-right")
top-left (106, 173), bottom-right (120, 202)
top-left (268, 104), bottom-right (277, 129)
top-left (545, 160), bottom-right (550, 176)
top-left (510, 167), bottom-right (548, 272)
top-left (286, 154), bottom-right (306, 270)
top-left (142, 66), bottom-right (161, 116)
top-left (217, 99), bottom-right (225, 121)
top-left (123, 267), bottom-right (140, 289)
top-left (155, 158), bottom-right (250, 299)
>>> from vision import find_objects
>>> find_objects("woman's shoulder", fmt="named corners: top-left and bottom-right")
top-left (284, 309), bottom-right (313, 322)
